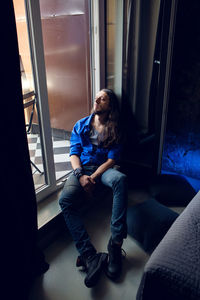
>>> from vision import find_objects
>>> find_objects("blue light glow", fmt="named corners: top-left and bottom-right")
top-left (161, 131), bottom-right (200, 192)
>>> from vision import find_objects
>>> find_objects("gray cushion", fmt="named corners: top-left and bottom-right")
top-left (127, 198), bottom-right (178, 254)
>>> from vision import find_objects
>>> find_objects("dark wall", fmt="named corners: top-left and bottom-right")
top-left (167, 0), bottom-right (200, 134)
top-left (2, 2), bottom-right (46, 298)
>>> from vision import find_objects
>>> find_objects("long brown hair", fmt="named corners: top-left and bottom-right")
top-left (92, 89), bottom-right (121, 148)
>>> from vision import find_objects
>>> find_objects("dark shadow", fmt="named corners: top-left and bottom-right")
top-left (90, 273), bottom-right (110, 299)
top-left (148, 173), bottom-right (196, 206)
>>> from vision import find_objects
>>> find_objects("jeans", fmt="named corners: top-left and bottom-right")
top-left (59, 166), bottom-right (127, 256)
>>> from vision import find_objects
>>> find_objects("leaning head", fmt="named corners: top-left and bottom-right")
top-left (92, 88), bottom-right (120, 117)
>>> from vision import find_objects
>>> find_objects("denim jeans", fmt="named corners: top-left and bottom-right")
top-left (59, 166), bottom-right (127, 256)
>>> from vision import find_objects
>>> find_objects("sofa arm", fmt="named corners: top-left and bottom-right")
top-left (137, 191), bottom-right (200, 300)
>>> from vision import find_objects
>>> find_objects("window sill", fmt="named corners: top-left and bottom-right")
top-left (37, 188), bottom-right (62, 229)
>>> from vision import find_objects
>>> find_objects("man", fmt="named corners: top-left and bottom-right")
top-left (59, 89), bottom-right (127, 288)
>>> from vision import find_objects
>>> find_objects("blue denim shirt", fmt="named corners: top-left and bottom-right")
top-left (70, 114), bottom-right (121, 166)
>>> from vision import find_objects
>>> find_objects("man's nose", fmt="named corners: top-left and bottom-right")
top-left (95, 97), bottom-right (100, 104)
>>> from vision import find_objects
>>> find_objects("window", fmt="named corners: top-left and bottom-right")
top-left (14, 0), bottom-right (94, 202)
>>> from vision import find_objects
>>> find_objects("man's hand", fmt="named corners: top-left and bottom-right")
top-left (79, 175), bottom-right (96, 195)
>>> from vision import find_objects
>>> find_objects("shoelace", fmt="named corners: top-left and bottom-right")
top-left (121, 248), bottom-right (127, 259)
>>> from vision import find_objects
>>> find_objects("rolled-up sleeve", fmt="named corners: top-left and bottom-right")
top-left (107, 144), bottom-right (121, 162)
top-left (70, 123), bottom-right (82, 157)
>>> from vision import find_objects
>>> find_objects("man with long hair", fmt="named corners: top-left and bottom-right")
top-left (59, 89), bottom-right (127, 287)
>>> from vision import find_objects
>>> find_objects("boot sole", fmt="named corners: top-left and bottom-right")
top-left (84, 253), bottom-right (108, 288)
top-left (105, 266), bottom-right (121, 280)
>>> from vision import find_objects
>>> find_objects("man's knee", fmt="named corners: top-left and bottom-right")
top-left (115, 171), bottom-right (127, 183)
top-left (59, 191), bottom-right (72, 210)
top-left (59, 180), bottom-right (83, 210)
top-left (111, 172), bottom-right (127, 189)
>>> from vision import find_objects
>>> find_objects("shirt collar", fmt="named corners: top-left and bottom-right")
top-left (85, 113), bottom-right (94, 128)
top-left (83, 113), bottom-right (94, 134)
top-left (86, 113), bottom-right (94, 125)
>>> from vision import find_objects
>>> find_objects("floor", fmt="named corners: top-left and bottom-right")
top-left (26, 131), bottom-right (189, 299)
top-left (29, 191), bottom-right (150, 300)
top-left (27, 133), bottom-right (72, 190)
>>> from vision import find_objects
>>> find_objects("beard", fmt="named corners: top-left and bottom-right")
top-left (93, 107), bottom-right (111, 116)
top-left (93, 110), bottom-right (107, 115)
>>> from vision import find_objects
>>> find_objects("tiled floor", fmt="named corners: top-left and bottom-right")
top-left (27, 134), bottom-right (72, 190)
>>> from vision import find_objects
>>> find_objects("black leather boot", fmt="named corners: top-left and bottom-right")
top-left (106, 238), bottom-right (123, 279)
top-left (76, 252), bottom-right (108, 288)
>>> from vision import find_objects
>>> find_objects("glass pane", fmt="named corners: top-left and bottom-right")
top-left (13, 0), bottom-right (47, 190)
top-left (161, 0), bottom-right (200, 192)
top-left (39, 0), bottom-right (91, 181)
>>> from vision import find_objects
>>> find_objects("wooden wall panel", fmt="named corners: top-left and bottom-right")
top-left (40, 0), bottom-right (91, 132)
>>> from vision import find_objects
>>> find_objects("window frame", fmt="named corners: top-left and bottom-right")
top-left (24, 0), bottom-right (101, 202)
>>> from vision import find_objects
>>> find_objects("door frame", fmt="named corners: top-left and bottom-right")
top-left (25, 0), bottom-right (57, 201)
top-left (153, 0), bottom-right (178, 174)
